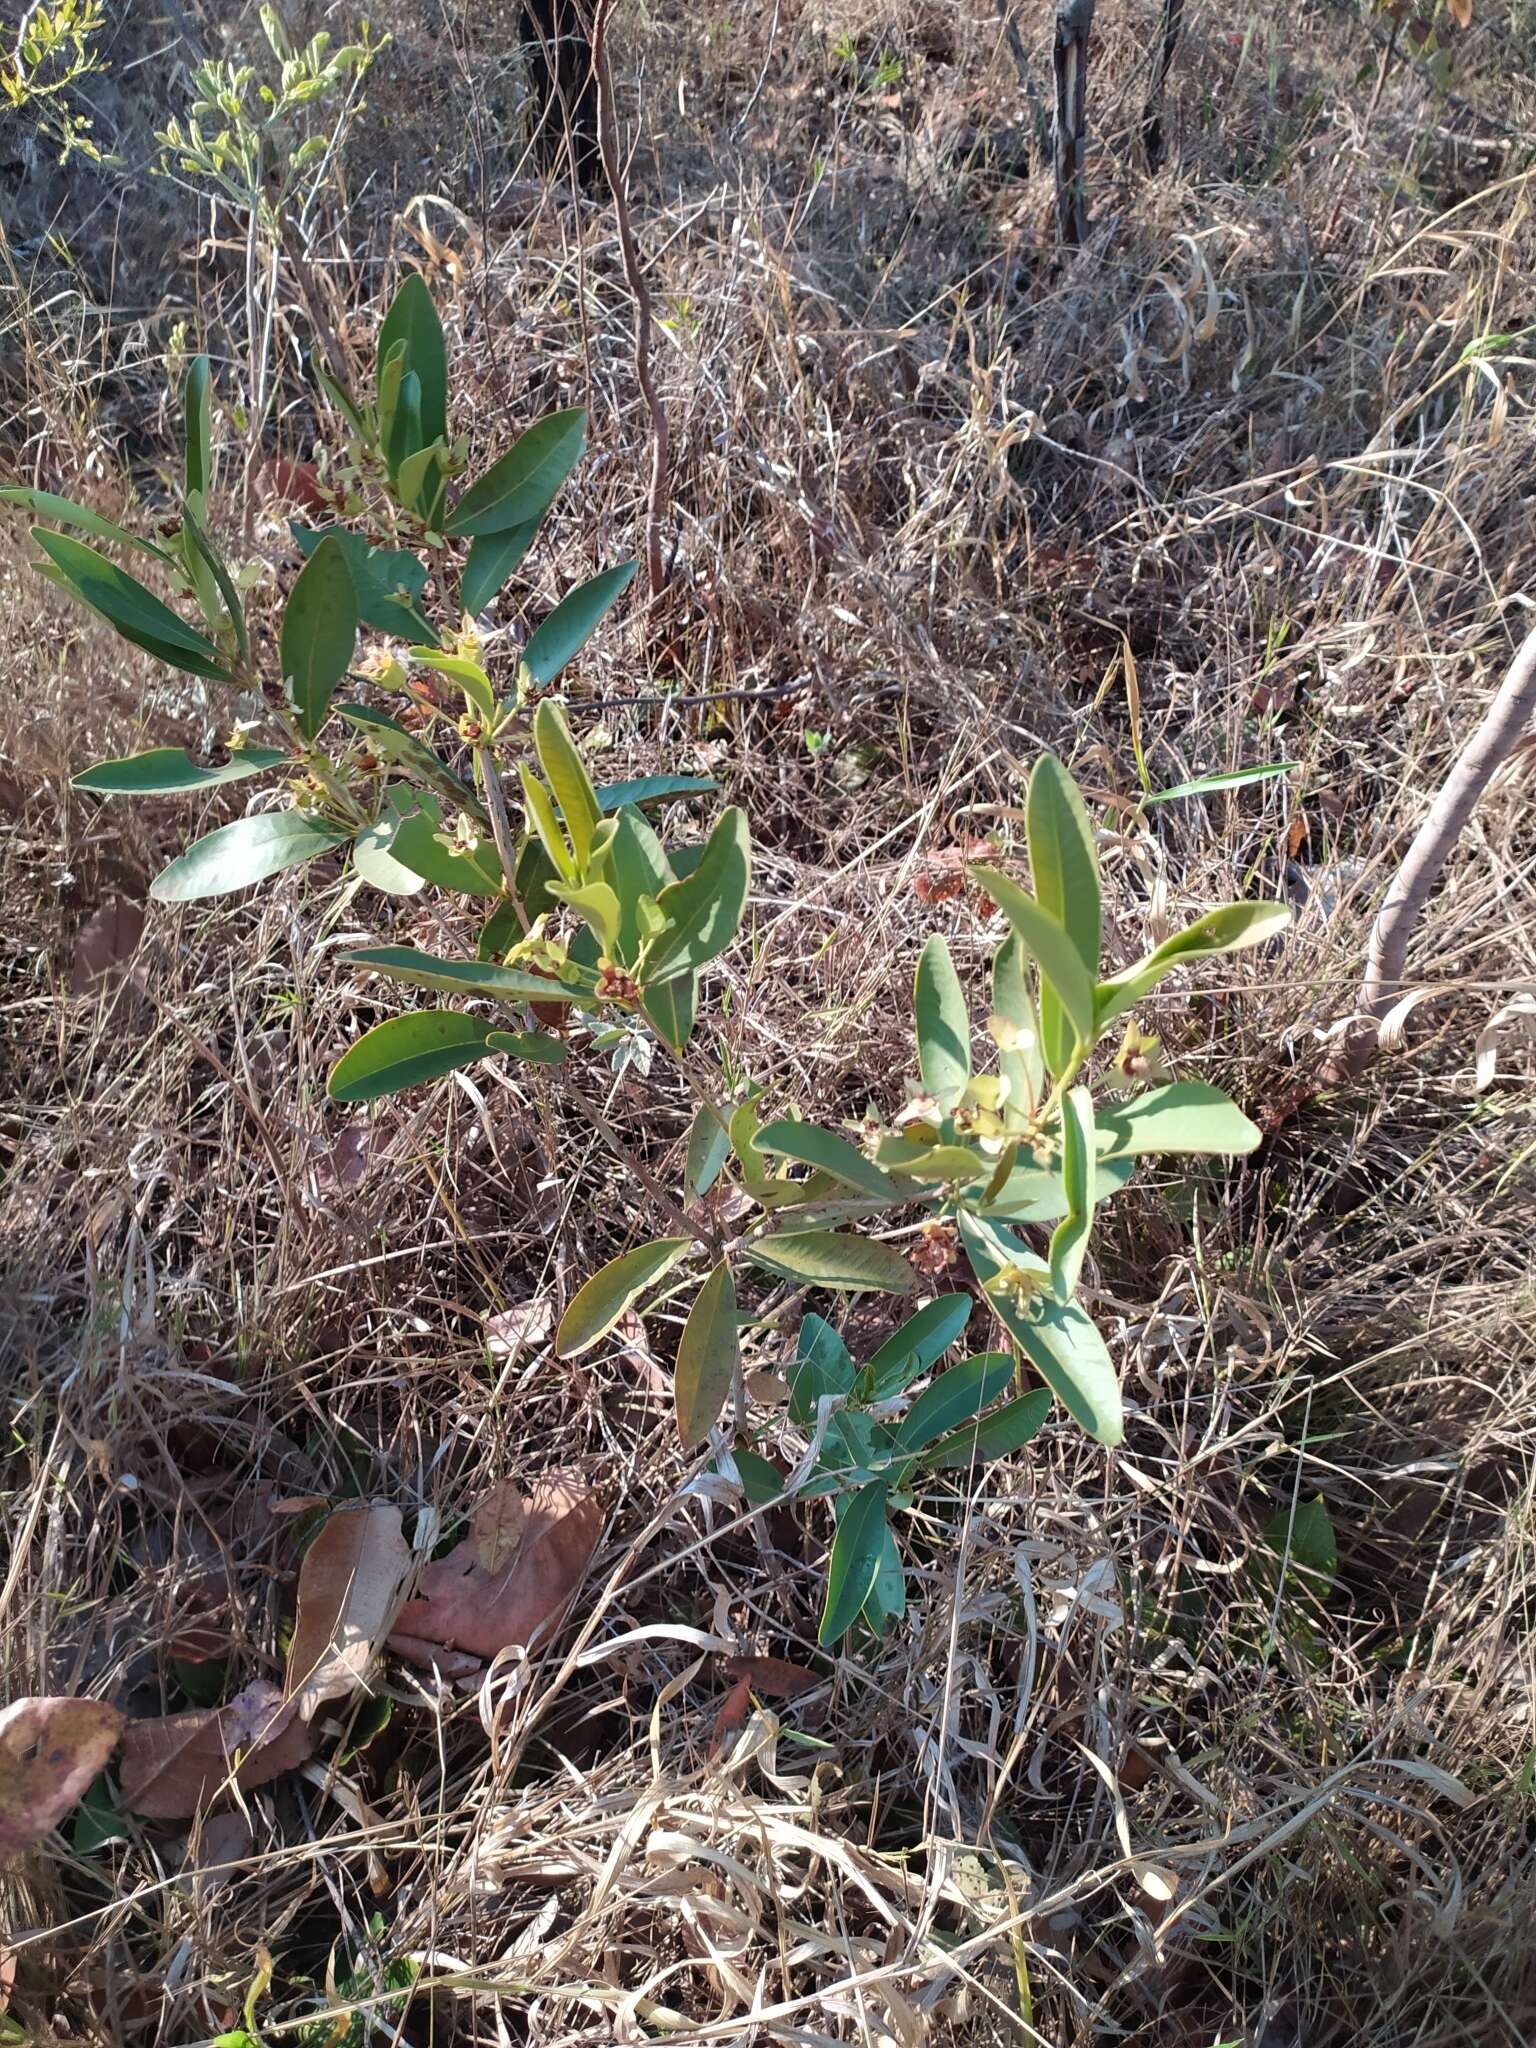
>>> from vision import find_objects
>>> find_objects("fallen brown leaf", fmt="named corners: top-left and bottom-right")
top-left (388, 1473), bottom-right (603, 1666)
top-left (186, 1808), bottom-right (254, 1899)
top-left (467, 1480), bottom-right (525, 1574)
top-left (615, 1308), bottom-right (668, 1398)
top-left (744, 1369), bottom-right (790, 1406)
top-left (485, 1299), bottom-right (555, 1359)
top-left (721, 1655), bottom-right (821, 1699)
top-left (268, 1493), bottom-right (331, 1518)
top-left (0, 1696), bottom-right (123, 1855)
top-left (708, 1653), bottom-right (822, 1757)
top-left (167, 1568), bottom-right (236, 1665)
top-left (325, 1127), bottom-right (369, 1189)
top-left (120, 1681), bottom-right (313, 1819)
top-left (70, 898), bottom-right (144, 993)
top-left (262, 453), bottom-right (329, 514)
top-left (285, 1503), bottom-right (412, 1720)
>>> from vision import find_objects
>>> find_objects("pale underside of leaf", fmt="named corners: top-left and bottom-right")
top-left (284, 1503), bottom-right (413, 1721)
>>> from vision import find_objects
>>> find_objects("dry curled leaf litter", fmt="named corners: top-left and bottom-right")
top-left (387, 1473), bottom-right (604, 1666)
top-left (484, 1298), bottom-right (555, 1358)
top-left (119, 1681), bottom-right (313, 1819)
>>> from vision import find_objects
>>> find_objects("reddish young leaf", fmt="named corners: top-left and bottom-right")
top-left (708, 1674), bottom-right (752, 1759)
top-left (0, 1697), bottom-right (123, 1854)
top-left (285, 1504), bottom-right (412, 1721)
top-left (388, 1474), bottom-right (603, 1667)
top-left (522, 960), bottom-right (571, 1031)
top-left (120, 1681), bottom-right (314, 1819)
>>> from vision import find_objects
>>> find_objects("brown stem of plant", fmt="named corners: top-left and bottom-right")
top-left (1053, 0), bottom-right (1095, 246)
top-left (591, 0), bottom-right (671, 604)
top-left (1322, 622), bottom-right (1536, 1087)
top-left (993, 0), bottom-right (1031, 89)
top-left (475, 744), bottom-right (525, 900)
top-left (565, 1078), bottom-right (696, 1237)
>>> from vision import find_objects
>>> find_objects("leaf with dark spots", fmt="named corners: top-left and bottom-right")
top-left (0, 1697), bottom-right (123, 1854)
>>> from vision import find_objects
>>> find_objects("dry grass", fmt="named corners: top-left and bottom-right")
top-left (3, 2), bottom-right (1536, 2042)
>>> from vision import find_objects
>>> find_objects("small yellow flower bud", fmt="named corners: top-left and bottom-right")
top-left (358, 648), bottom-right (408, 692)
top-left (1115, 1021), bottom-right (1171, 1087)
top-left (985, 1262), bottom-right (1047, 1309)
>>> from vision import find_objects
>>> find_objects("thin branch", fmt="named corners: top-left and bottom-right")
top-left (1141, 0), bottom-right (1185, 170)
top-left (583, 675), bottom-right (810, 712)
top-left (475, 744), bottom-right (525, 900)
top-left (591, 0), bottom-right (670, 604)
top-left (1052, 0), bottom-right (1095, 246)
top-left (564, 1078), bottom-right (696, 1237)
top-left (1323, 623), bottom-right (1536, 1085)
top-left (282, 223), bottom-right (352, 390)
top-left (993, 0), bottom-right (1031, 90)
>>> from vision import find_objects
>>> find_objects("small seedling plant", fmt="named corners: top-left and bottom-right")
top-left (17, 281), bottom-right (1290, 1650)
top-left (733, 1296), bottom-right (1055, 1644)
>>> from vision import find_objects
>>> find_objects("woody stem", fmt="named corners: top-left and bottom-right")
top-left (474, 744), bottom-right (524, 897)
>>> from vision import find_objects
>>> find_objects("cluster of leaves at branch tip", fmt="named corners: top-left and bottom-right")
top-left (13, 280), bottom-right (1289, 1657)
top-left (153, 7), bottom-right (386, 233)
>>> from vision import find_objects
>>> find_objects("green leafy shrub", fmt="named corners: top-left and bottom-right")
top-left (2, 0), bottom-right (115, 164)
top-left (13, 281), bottom-right (1290, 1646)
top-left (155, 8), bottom-right (383, 236)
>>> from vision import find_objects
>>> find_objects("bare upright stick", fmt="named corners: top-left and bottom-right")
top-left (1141, 0), bottom-right (1185, 170)
top-left (1323, 623), bottom-right (1536, 1085)
top-left (591, 0), bottom-right (671, 604)
top-left (1053, 0), bottom-right (1096, 246)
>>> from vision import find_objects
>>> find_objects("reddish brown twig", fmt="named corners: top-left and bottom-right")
top-left (1323, 623), bottom-right (1536, 1086)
